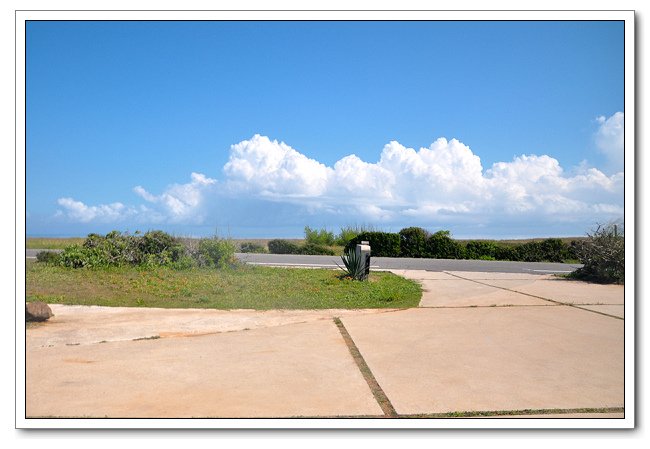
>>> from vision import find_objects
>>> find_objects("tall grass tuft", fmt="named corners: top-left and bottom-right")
top-left (335, 224), bottom-right (379, 246)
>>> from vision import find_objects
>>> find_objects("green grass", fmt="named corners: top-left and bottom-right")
top-left (26, 237), bottom-right (85, 249)
top-left (25, 260), bottom-right (421, 310)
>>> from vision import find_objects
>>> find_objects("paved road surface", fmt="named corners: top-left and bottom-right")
top-left (27, 249), bottom-right (582, 274)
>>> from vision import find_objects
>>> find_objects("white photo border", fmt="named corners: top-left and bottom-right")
top-left (15, 8), bottom-right (635, 430)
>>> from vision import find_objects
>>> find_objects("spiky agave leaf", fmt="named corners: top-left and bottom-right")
top-left (336, 247), bottom-right (366, 280)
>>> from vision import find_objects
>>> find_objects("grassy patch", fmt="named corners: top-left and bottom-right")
top-left (25, 260), bottom-right (421, 310)
top-left (26, 238), bottom-right (85, 249)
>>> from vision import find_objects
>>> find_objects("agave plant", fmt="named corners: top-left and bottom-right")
top-left (336, 247), bottom-right (367, 280)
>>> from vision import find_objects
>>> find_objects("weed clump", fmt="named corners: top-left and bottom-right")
top-left (569, 223), bottom-right (624, 284)
top-left (36, 251), bottom-right (60, 264)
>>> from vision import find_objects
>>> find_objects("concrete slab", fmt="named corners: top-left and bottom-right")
top-left (341, 306), bottom-right (623, 415)
top-left (26, 319), bottom-right (383, 418)
top-left (446, 271), bottom-right (553, 280)
top-left (476, 279), bottom-right (624, 305)
top-left (389, 269), bottom-right (457, 280)
top-left (574, 305), bottom-right (624, 319)
top-left (27, 304), bottom-right (394, 347)
top-left (418, 279), bottom-right (551, 307)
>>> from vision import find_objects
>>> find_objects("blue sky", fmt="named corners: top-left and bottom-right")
top-left (26, 20), bottom-right (625, 238)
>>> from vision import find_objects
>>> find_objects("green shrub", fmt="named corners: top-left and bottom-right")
top-left (197, 238), bottom-right (237, 268)
top-left (55, 230), bottom-right (191, 268)
top-left (298, 243), bottom-right (336, 255)
top-left (464, 241), bottom-right (499, 260)
top-left (58, 244), bottom-right (103, 268)
top-left (171, 255), bottom-right (197, 270)
top-left (425, 231), bottom-right (465, 259)
top-left (568, 240), bottom-right (581, 261)
top-left (494, 245), bottom-right (518, 261)
top-left (514, 241), bottom-right (544, 262)
top-left (570, 224), bottom-right (624, 284)
top-left (36, 251), bottom-right (60, 264)
top-left (539, 238), bottom-right (571, 263)
top-left (82, 231), bottom-right (138, 265)
top-left (239, 242), bottom-right (268, 253)
top-left (304, 226), bottom-right (336, 246)
top-left (399, 227), bottom-right (429, 258)
top-left (51, 231), bottom-right (248, 269)
top-left (268, 239), bottom-right (301, 254)
top-left (138, 230), bottom-right (185, 263)
top-left (346, 232), bottom-right (401, 257)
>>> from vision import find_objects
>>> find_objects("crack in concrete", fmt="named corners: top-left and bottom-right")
top-left (333, 317), bottom-right (397, 418)
top-left (443, 272), bottom-right (624, 320)
top-left (418, 304), bottom-right (560, 309)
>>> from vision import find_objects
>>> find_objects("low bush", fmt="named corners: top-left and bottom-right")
top-left (267, 239), bottom-right (335, 255)
top-left (539, 238), bottom-right (571, 263)
top-left (53, 230), bottom-right (238, 270)
top-left (197, 238), bottom-right (237, 268)
top-left (513, 241), bottom-right (543, 262)
top-left (58, 244), bottom-right (104, 268)
top-left (81, 231), bottom-right (139, 266)
top-left (298, 243), bottom-right (336, 255)
top-left (570, 224), bottom-right (624, 284)
top-left (36, 251), bottom-right (60, 264)
top-left (493, 245), bottom-right (518, 261)
top-left (399, 227), bottom-right (429, 258)
top-left (138, 230), bottom-right (185, 263)
top-left (464, 240), bottom-right (499, 260)
top-left (268, 239), bottom-right (301, 254)
top-left (346, 232), bottom-right (401, 257)
top-left (239, 242), bottom-right (268, 253)
top-left (425, 231), bottom-right (465, 259)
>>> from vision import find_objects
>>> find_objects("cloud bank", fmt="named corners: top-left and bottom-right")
top-left (54, 113), bottom-right (625, 236)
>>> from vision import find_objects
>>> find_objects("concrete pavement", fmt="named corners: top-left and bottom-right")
top-left (25, 270), bottom-right (625, 421)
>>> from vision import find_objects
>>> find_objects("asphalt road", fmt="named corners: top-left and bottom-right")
top-left (27, 249), bottom-right (582, 274)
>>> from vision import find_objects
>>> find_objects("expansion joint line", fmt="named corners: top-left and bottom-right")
top-left (444, 272), bottom-right (623, 320)
top-left (333, 317), bottom-right (397, 418)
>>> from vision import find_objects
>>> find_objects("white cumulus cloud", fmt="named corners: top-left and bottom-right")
top-left (224, 134), bottom-right (331, 198)
top-left (595, 111), bottom-right (624, 172)
top-left (219, 134), bottom-right (623, 228)
top-left (52, 121), bottom-right (624, 236)
top-left (56, 198), bottom-right (135, 223)
top-left (132, 172), bottom-right (217, 222)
